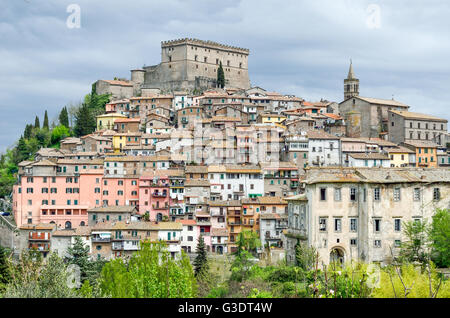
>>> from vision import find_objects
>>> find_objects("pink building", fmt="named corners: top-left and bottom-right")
top-left (13, 169), bottom-right (103, 229)
top-left (13, 165), bottom-right (141, 228)
top-left (139, 173), bottom-right (170, 221)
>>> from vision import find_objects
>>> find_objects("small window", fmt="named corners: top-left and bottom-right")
top-left (334, 218), bottom-right (342, 232)
top-left (374, 187), bottom-right (380, 201)
top-left (374, 219), bottom-right (381, 232)
top-left (320, 188), bottom-right (326, 201)
top-left (350, 238), bottom-right (357, 246)
top-left (334, 188), bottom-right (341, 201)
top-left (319, 218), bottom-right (327, 232)
top-left (350, 218), bottom-right (357, 232)
top-left (374, 240), bottom-right (382, 248)
top-left (393, 188), bottom-right (401, 201)
top-left (394, 240), bottom-right (401, 248)
top-left (394, 219), bottom-right (401, 232)
top-left (350, 188), bottom-right (357, 201)
top-left (433, 188), bottom-right (440, 201)
top-left (413, 188), bottom-right (420, 201)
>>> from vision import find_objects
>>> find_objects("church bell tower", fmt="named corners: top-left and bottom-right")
top-left (344, 59), bottom-right (359, 100)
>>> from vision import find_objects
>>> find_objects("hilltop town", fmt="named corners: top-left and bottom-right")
top-left (1, 38), bottom-right (449, 268)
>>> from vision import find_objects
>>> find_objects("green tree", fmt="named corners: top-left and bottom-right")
top-left (217, 61), bottom-right (225, 88)
top-left (43, 110), bottom-right (49, 130)
top-left (74, 103), bottom-right (96, 137)
top-left (235, 230), bottom-right (261, 257)
top-left (400, 220), bottom-right (431, 265)
top-left (65, 236), bottom-right (97, 284)
top-left (23, 124), bottom-right (33, 139)
top-left (430, 209), bottom-right (450, 268)
top-left (0, 245), bottom-right (10, 291)
top-left (99, 242), bottom-right (197, 298)
top-left (3, 250), bottom-right (79, 298)
top-left (34, 116), bottom-right (40, 129)
top-left (34, 128), bottom-right (51, 147)
top-left (59, 106), bottom-right (70, 128)
top-left (295, 241), bottom-right (318, 271)
top-left (51, 125), bottom-right (70, 145)
top-left (193, 235), bottom-right (208, 277)
top-left (16, 136), bottom-right (29, 162)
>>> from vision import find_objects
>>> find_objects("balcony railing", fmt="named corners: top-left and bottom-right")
top-left (92, 237), bottom-right (111, 243)
top-left (152, 205), bottom-right (169, 210)
top-left (152, 192), bottom-right (167, 198)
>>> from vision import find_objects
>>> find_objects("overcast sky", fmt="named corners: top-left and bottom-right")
top-left (1, 0), bottom-right (449, 153)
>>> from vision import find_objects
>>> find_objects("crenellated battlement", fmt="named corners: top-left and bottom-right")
top-left (161, 38), bottom-right (250, 54)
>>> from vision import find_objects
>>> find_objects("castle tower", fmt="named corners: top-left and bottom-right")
top-left (344, 59), bottom-right (359, 100)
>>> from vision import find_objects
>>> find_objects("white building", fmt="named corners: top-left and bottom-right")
top-left (208, 165), bottom-right (264, 200)
top-left (178, 219), bottom-right (198, 253)
top-left (260, 213), bottom-right (288, 248)
top-left (307, 130), bottom-right (342, 167)
top-left (347, 153), bottom-right (391, 168)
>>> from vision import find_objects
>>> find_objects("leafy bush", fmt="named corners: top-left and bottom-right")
top-left (372, 263), bottom-right (450, 298)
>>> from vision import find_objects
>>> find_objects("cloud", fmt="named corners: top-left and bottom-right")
top-left (1, 0), bottom-right (449, 152)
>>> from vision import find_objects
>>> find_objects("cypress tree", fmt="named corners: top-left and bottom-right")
top-left (59, 107), bottom-right (69, 128)
top-left (23, 124), bottom-right (33, 139)
top-left (193, 235), bottom-right (208, 277)
top-left (43, 110), bottom-right (49, 130)
top-left (17, 136), bottom-right (28, 162)
top-left (74, 103), bottom-right (96, 137)
top-left (217, 61), bottom-right (225, 88)
top-left (34, 116), bottom-right (40, 129)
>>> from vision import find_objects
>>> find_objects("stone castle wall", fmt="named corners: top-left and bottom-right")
top-left (142, 38), bottom-right (251, 92)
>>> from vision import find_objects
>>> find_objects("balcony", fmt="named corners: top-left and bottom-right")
top-left (228, 221), bottom-right (242, 225)
top-left (92, 236), bottom-right (111, 243)
top-left (276, 222), bottom-right (288, 229)
top-left (152, 192), bottom-right (167, 198)
top-left (152, 204), bottom-right (169, 210)
top-left (28, 233), bottom-right (50, 241)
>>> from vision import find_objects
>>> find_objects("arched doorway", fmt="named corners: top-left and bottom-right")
top-left (65, 221), bottom-right (72, 229)
top-left (156, 213), bottom-right (162, 222)
top-left (217, 246), bottom-right (223, 254)
top-left (80, 221), bottom-right (85, 226)
top-left (330, 247), bottom-right (345, 265)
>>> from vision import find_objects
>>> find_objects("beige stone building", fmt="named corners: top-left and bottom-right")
top-left (285, 167), bottom-right (450, 266)
top-left (388, 110), bottom-right (448, 147)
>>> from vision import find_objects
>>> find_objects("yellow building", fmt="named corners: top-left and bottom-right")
top-left (96, 113), bottom-right (127, 131)
top-left (387, 146), bottom-right (415, 167)
top-left (402, 141), bottom-right (438, 168)
top-left (257, 113), bottom-right (287, 125)
top-left (112, 132), bottom-right (141, 152)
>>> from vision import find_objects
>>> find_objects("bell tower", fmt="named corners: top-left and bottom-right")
top-left (344, 59), bottom-right (359, 100)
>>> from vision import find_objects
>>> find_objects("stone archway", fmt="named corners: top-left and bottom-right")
top-left (330, 247), bottom-right (345, 265)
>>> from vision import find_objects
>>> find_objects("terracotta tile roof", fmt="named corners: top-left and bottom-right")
top-left (387, 146), bottom-right (415, 154)
top-left (185, 165), bottom-right (208, 173)
top-left (177, 219), bottom-right (197, 226)
top-left (260, 213), bottom-right (281, 220)
top-left (307, 130), bottom-right (340, 140)
top-left (114, 118), bottom-right (141, 123)
top-left (323, 113), bottom-right (343, 120)
top-left (402, 140), bottom-right (439, 148)
top-left (349, 153), bottom-right (390, 160)
top-left (52, 229), bottom-right (76, 237)
top-left (185, 179), bottom-right (210, 187)
top-left (211, 228), bottom-right (228, 236)
top-left (355, 96), bottom-right (409, 108)
top-left (389, 110), bottom-right (447, 122)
